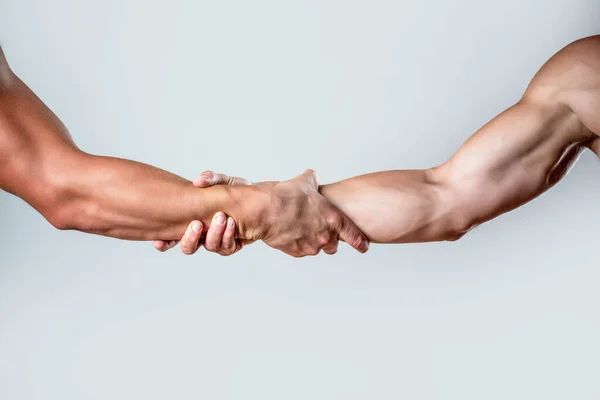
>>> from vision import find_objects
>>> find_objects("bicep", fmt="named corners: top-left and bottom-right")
top-left (435, 97), bottom-right (591, 230)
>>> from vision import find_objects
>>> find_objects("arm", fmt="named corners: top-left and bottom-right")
top-left (0, 47), bottom-right (368, 255)
top-left (0, 59), bottom-right (260, 241)
top-left (320, 36), bottom-right (600, 243)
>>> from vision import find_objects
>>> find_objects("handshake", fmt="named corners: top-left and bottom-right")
top-left (152, 169), bottom-right (370, 258)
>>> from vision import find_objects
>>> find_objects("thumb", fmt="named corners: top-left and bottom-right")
top-left (293, 169), bottom-right (319, 190)
top-left (192, 171), bottom-right (251, 187)
top-left (335, 212), bottom-right (370, 254)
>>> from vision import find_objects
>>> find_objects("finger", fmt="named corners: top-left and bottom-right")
top-left (153, 240), bottom-right (168, 252)
top-left (213, 172), bottom-right (250, 186)
top-left (235, 239), bottom-right (245, 252)
top-left (322, 240), bottom-right (339, 255)
top-left (192, 171), bottom-right (250, 187)
top-left (335, 214), bottom-right (370, 254)
top-left (153, 240), bottom-right (180, 252)
top-left (218, 217), bottom-right (237, 256)
top-left (302, 247), bottom-right (320, 257)
top-left (204, 212), bottom-right (228, 252)
top-left (296, 169), bottom-right (319, 189)
top-left (180, 221), bottom-right (203, 255)
top-left (191, 172), bottom-right (213, 188)
top-left (220, 238), bottom-right (248, 256)
top-left (238, 239), bottom-right (256, 250)
top-left (167, 240), bottom-right (180, 250)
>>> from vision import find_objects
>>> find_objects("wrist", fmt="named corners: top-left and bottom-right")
top-left (224, 184), bottom-right (274, 241)
top-left (318, 183), bottom-right (342, 209)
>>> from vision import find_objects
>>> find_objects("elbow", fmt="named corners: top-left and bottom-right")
top-left (444, 207), bottom-right (481, 242)
top-left (443, 219), bottom-right (478, 242)
top-left (46, 208), bottom-right (69, 230)
top-left (426, 168), bottom-right (477, 243)
top-left (1, 151), bottom-right (91, 232)
top-left (43, 190), bottom-right (85, 231)
top-left (39, 164), bottom-right (100, 233)
top-left (444, 225), bottom-right (470, 242)
top-left (46, 203), bottom-right (81, 231)
top-left (442, 207), bottom-right (478, 242)
top-left (47, 196), bottom-right (103, 233)
top-left (445, 204), bottom-right (477, 242)
top-left (445, 230), bottom-right (466, 242)
top-left (45, 188), bottom-right (105, 233)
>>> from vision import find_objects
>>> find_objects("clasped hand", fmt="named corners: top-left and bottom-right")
top-left (153, 169), bottom-right (369, 257)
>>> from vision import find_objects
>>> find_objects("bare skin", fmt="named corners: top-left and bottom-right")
top-left (170, 35), bottom-right (600, 254)
top-left (0, 47), bottom-right (369, 258)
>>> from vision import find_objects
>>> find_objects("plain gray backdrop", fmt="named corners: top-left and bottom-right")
top-left (1, 0), bottom-right (600, 399)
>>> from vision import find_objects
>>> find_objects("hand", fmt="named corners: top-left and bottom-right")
top-left (189, 169), bottom-right (369, 257)
top-left (252, 169), bottom-right (370, 257)
top-left (152, 171), bottom-right (252, 256)
top-left (153, 169), bottom-right (370, 258)
top-left (152, 212), bottom-right (250, 256)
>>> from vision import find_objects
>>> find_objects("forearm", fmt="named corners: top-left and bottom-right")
top-left (9, 147), bottom-right (264, 241)
top-left (47, 152), bottom-right (265, 241)
top-left (320, 170), bottom-right (462, 244)
top-left (0, 49), bottom-right (267, 242)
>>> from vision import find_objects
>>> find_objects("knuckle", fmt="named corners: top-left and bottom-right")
top-left (304, 247), bottom-right (320, 256)
top-left (318, 235), bottom-right (330, 246)
top-left (325, 212), bottom-right (342, 227)
top-left (204, 243), bottom-right (217, 252)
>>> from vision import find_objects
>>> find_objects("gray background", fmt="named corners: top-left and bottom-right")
top-left (1, 0), bottom-right (600, 399)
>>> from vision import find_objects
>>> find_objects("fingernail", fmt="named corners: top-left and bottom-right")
top-left (192, 221), bottom-right (201, 233)
top-left (216, 214), bottom-right (226, 225)
top-left (193, 177), bottom-right (210, 186)
top-left (227, 217), bottom-right (235, 228)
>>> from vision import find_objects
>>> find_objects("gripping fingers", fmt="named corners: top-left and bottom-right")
top-left (204, 212), bottom-right (228, 252)
top-left (335, 214), bottom-right (370, 254)
top-left (217, 217), bottom-right (238, 256)
top-left (192, 171), bottom-right (250, 187)
top-left (180, 221), bottom-right (204, 255)
top-left (322, 239), bottom-right (339, 255)
top-left (153, 239), bottom-right (180, 252)
top-left (295, 169), bottom-right (319, 190)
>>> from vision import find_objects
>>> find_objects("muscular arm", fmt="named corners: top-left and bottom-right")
top-left (320, 36), bottom-right (600, 243)
top-left (0, 47), bottom-right (264, 241)
top-left (0, 47), bottom-right (368, 256)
